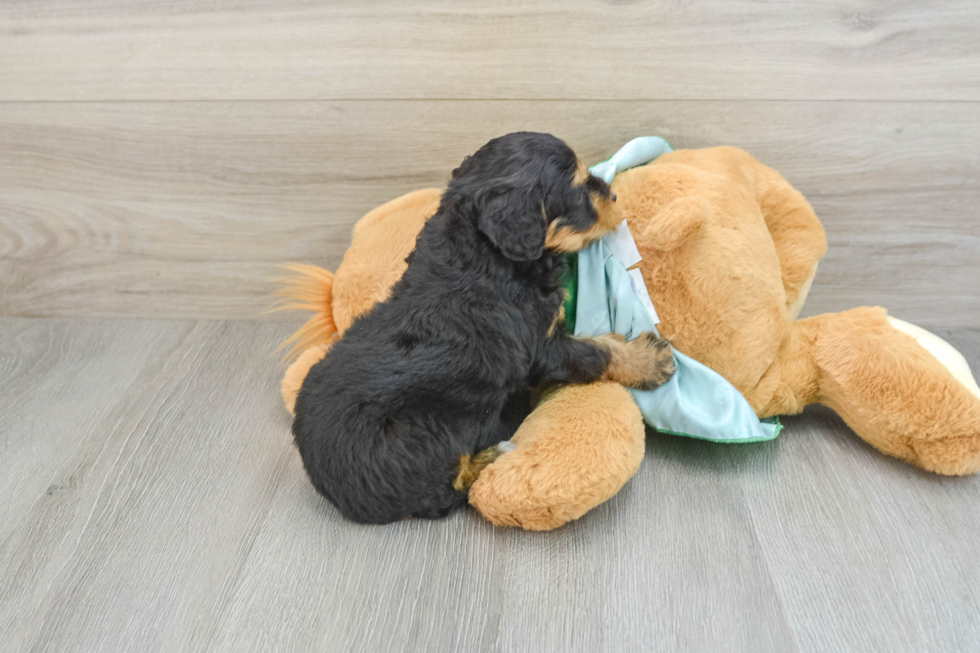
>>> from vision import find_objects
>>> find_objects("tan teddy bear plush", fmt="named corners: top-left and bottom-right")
top-left (277, 146), bottom-right (980, 531)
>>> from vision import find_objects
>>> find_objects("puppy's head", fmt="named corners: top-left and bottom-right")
top-left (449, 132), bottom-right (622, 262)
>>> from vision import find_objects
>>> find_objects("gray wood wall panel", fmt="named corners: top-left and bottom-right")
top-left (1, 101), bottom-right (978, 326)
top-left (2, 0), bottom-right (978, 101)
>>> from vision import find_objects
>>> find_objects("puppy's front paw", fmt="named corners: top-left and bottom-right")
top-left (602, 332), bottom-right (675, 391)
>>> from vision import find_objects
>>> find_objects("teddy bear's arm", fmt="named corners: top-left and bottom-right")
top-left (752, 163), bottom-right (828, 318)
top-left (661, 146), bottom-right (828, 316)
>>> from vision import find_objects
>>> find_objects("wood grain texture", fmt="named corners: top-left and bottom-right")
top-left (1, 318), bottom-right (979, 652)
top-left (0, 318), bottom-right (298, 652)
top-left (0, 319), bottom-right (183, 541)
top-left (1, 100), bottom-right (978, 325)
top-left (1, 0), bottom-right (979, 101)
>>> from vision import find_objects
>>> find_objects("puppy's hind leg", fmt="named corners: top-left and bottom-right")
top-left (453, 442), bottom-right (516, 492)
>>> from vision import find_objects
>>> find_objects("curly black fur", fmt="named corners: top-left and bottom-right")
top-left (293, 132), bottom-right (631, 524)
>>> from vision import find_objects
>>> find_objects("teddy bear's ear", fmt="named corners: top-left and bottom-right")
top-left (642, 196), bottom-right (709, 251)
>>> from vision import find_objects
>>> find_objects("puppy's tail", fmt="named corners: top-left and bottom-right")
top-left (269, 263), bottom-right (338, 360)
top-left (453, 441), bottom-right (517, 492)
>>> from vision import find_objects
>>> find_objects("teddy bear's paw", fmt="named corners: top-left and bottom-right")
top-left (603, 332), bottom-right (676, 391)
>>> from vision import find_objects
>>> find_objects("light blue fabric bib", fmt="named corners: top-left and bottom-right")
top-left (576, 137), bottom-right (782, 443)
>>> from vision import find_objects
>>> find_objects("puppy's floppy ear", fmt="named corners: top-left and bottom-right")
top-left (477, 191), bottom-right (547, 261)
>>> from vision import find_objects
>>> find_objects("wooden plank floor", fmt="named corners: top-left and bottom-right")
top-left (2, 316), bottom-right (978, 652)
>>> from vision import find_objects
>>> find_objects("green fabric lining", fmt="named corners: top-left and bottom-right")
top-left (560, 253), bottom-right (578, 332)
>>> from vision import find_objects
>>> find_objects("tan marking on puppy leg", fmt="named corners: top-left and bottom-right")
top-left (594, 332), bottom-right (676, 391)
top-left (546, 304), bottom-right (566, 336)
top-left (545, 191), bottom-right (624, 252)
top-left (454, 444), bottom-right (509, 491)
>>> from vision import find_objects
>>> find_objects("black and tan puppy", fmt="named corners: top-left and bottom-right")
top-left (293, 132), bottom-right (674, 524)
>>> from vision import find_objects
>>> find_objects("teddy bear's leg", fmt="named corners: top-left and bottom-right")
top-left (753, 308), bottom-right (980, 475)
top-left (468, 381), bottom-right (646, 530)
top-left (282, 342), bottom-right (333, 416)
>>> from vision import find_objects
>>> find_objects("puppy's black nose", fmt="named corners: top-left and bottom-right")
top-left (611, 193), bottom-right (617, 203)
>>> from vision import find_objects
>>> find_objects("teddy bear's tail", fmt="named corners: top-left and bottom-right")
top-left (270, 263), bottom-right (339, 415)
top-left (270, 263), bottom-right (338, 361)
